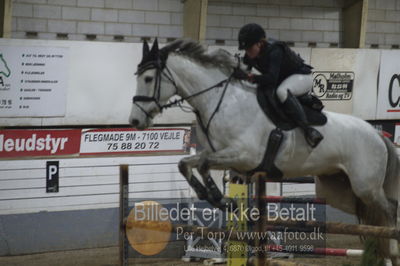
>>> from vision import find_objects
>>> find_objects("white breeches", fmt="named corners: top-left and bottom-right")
top-left (276, 73), bottom-right (313, 102)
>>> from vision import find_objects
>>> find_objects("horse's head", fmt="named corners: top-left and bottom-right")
top-left (129, 39), bottom-right (241, 129)
top-left (129, 39), bottom-right (177, 129)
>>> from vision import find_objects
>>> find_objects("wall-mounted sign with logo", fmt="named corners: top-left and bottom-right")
top-left (377, 50), bottom-right (400, 119)
top-left (0, 46), bottom-right (68, 117)
top-left (369, 120), bottom-right (400, 147)
top-left (312, 72), bottom-right (354, 101)
top-left (369, 120), bottom-right (396, 143)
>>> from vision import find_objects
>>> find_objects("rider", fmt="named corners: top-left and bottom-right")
top-left (235, 23), bottom-right (323, 148)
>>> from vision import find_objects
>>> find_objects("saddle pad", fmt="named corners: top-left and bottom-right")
top-left (256, 89), bottom-right (327, 131)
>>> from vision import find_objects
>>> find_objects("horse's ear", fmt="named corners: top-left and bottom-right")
top-left (142, 40), bottom-right (150, 58)
top-left (150, 38), bottom-right (159, 55)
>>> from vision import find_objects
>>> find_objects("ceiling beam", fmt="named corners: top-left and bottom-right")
top-left (183, 0), bottom-right (208, 41)
top-left (342, 0), bottom-right (369, 48)
top-left (0, 0), bottom-right (12, 38)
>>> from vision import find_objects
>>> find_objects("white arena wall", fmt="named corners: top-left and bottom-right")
top-left (0, 155), bottom-right (191, 255)
top-left (0, 38), bottom-right (399, 127)
top-left (0, 38), bottom-right (195, 126)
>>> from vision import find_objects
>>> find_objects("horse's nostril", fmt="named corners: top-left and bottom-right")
top-left (131, 119), bottom-right (140, 127)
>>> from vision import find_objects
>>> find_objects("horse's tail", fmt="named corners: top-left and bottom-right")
top-left (355, 136), bottom-right (400, 256)
top-left (356, 136), bottom-right (400, 223)
top-left (382, 136), bottom-right (400, 207)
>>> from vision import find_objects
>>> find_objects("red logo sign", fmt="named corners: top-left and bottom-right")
top-left (0, 129), bottom-right (81, 158)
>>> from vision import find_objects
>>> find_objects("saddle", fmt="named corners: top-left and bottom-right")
top-left (256, 88), bottom-right (327, 131)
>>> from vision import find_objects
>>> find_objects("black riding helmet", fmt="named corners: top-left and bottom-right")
top-left (238, 23), bottom-right (266, 50)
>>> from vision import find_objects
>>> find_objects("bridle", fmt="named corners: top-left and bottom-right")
top-left (132, 59), bottom-right (169, 119)
top-left (132, 57), bottom-right (235, 151)
top-left (133, 59), bottom-right (230, 115)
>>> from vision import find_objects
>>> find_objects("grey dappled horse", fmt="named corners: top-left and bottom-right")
top-left (129, 40), bottom-right (400, 264)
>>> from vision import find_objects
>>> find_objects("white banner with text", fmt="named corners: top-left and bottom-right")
top-left (80, 128), bottom-right (191, 155)
top-left (0, 45), bottom-right (68, 117)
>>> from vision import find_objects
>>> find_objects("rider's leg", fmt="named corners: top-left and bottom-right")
top-left (277, 74), bottom-right (323, 148)
top-left (276, 74), bottom-right (312, 102)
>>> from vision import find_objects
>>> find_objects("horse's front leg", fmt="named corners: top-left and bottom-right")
top-left (197, 147), bottom-right (250, 210)
top-left (197, 147), bottom-right (251, 175)
top-left (178, 154), bottom-right (209, 201)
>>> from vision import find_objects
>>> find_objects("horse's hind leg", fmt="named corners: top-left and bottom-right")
top-left (315, 173), bottom-right (357, 215)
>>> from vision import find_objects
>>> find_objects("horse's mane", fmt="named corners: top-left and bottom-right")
top-left (160, 40), bottom-right (237, 74)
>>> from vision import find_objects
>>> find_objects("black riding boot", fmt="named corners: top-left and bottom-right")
top-left (283, 91), bottom-right (324, 148)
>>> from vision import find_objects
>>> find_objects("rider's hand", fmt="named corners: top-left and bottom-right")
top-left (232, 67), bottom-right (249, 80)
top-left (248, 73), bottom-right (255, 82)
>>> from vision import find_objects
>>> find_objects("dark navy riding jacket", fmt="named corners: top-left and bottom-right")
top-left (243, 42), bottom-right (312, 90)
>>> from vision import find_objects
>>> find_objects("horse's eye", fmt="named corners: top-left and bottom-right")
top-left (144, 76), bottom-right (153, 83)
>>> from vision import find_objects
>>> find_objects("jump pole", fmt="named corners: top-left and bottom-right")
top-left (254, 173), bottom-right (267, 266)
top-left (267, 245), bottom-right (363, 257)
top-left (119, 164), bottom-right (129, 266)
top-left (119, 165), bottom-right (322, 266)
top-left (265, 219), bottom-right (400, 241)
top-left (262, 196), bottom-right (325, 204)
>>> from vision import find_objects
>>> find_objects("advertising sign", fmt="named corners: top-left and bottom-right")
top-left (0, 127), bottom-right (191, 159)
top-left (310, 49), bottom-right (358, 115)
top-left (393, 123), bottom-right (400, 147)
top-left (377, 50), bottom-right (400, 119)
top-left (0, 46), bottom-right (68, 117)
top-left (369, 121), bottom-right (396, 142)
top-left (312, 72), bottom-right (354, 101)
top-left (0, 129), bottom-right (81, 158)
top-left (80, 128), bottom-right (191, 155)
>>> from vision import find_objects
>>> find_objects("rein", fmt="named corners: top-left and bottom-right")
top-left (194, 75), bottom-right (232, 152)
